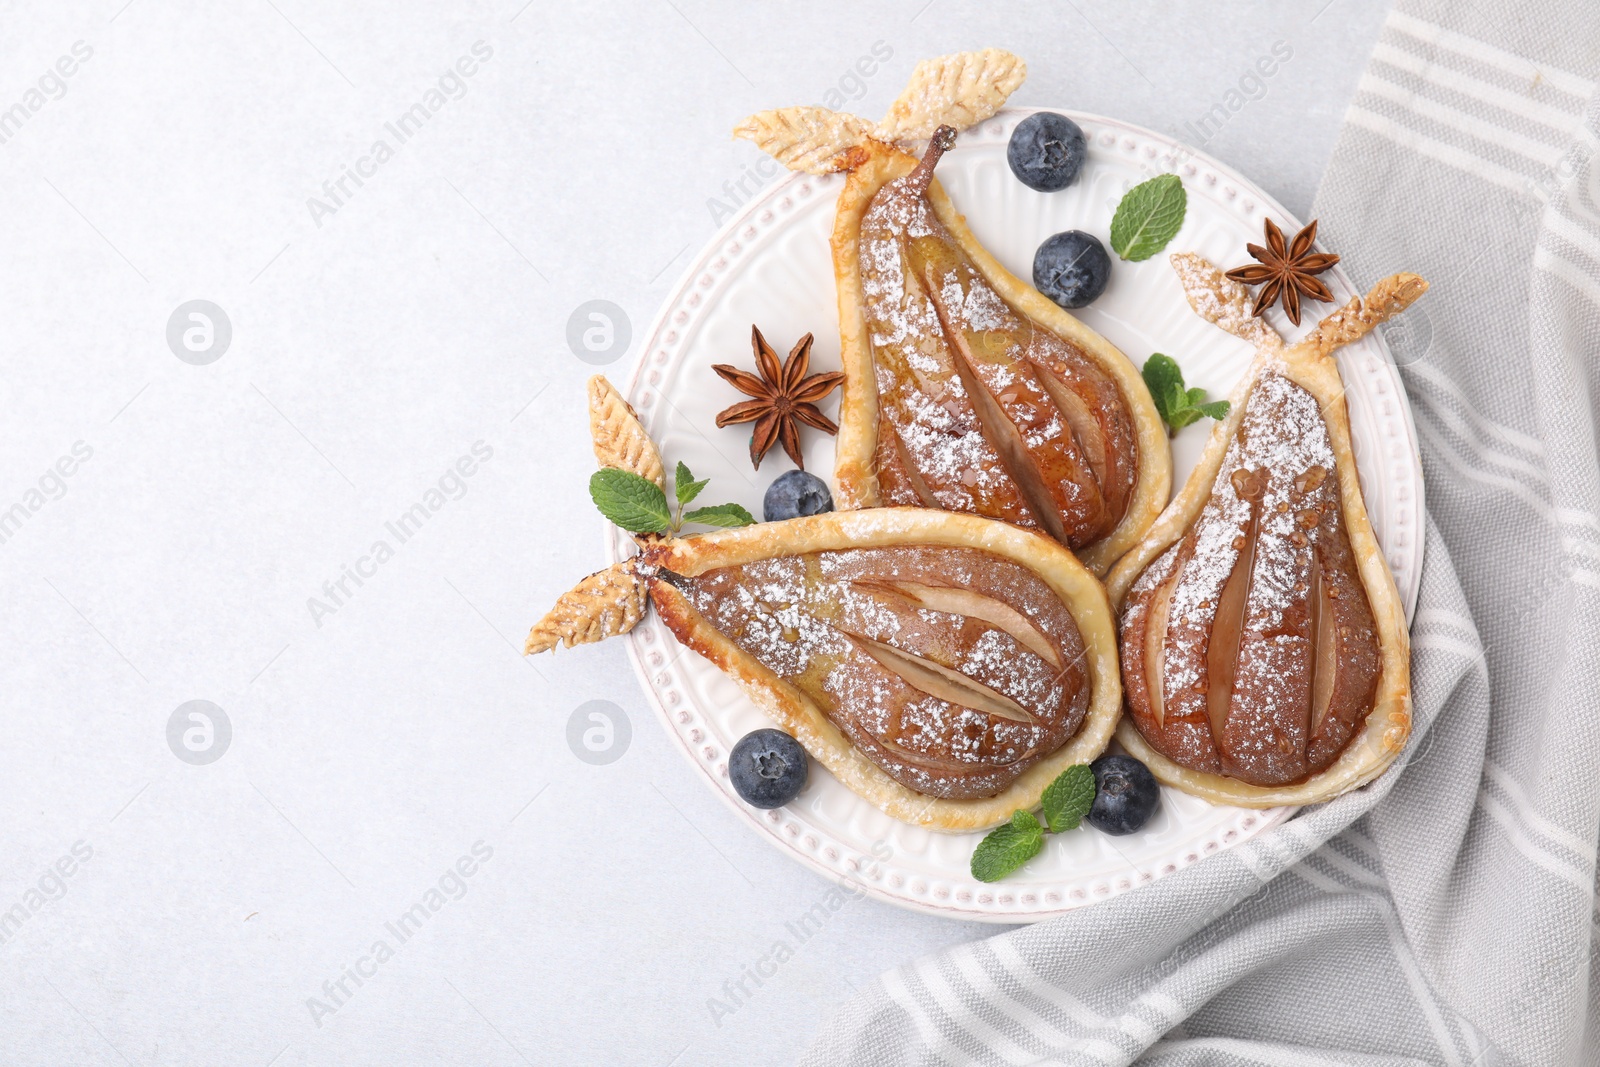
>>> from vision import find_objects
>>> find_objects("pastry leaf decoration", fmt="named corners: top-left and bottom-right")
top-left (1110, 174), bottom-right (1187, 262)
top-left (731, 107), bottom-right (878, 175)
top-left (1039, 763), bottom-right (1096, 833)
top-left (1169, 251), bottom-right (1284, 353)
top-left (877, 48), bottom-right (1027, 142)
top-left (1142, 354), bottom-right (1229, 437)
top-left (733, 49), bottom-right (1028, 174)
top-left (970, 810), bottom-right (1045, 883)
top-left (524, 560), bottom-right (651, 653)
top-left (588, 376), bottom-right (665, 489)
top-left (590, 464), bottom-right (753, 535)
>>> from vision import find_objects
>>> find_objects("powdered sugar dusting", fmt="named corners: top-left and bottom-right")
top-left (1170, 250), bottom-right (1283, 351)
top-left (858, 177), bottom-right (1027, 515)
top-left (856, 167), bottom-right (1138, 544)
top-left (680, 544), bottom-right (1090, 800)
top-left (1166, 373), bottom-right (1337, 632)
top-left (1153, 374), bottom-right (1336, 699)
top-left (1123, 370), bottom-right (1373, 783)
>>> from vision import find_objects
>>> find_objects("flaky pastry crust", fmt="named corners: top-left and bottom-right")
top-left (588, 375), bottom-right (664, 488)
top-left (640, 508), bottom-right (1122, 831)
top-left (828, 141), bottom-right (1170, 576)
top-left (525, 560), bottom-right (651, 653)
top-left (1104, 254), bottom-right (1420, 807)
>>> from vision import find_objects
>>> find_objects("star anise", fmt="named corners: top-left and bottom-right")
top-left (713, 326), bottom-right (844, 470)
top-left (1224, 218), bottom-right (1340, 326)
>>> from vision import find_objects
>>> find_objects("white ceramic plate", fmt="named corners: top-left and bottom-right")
top-left (613, 109), bottom-right (1424, 923)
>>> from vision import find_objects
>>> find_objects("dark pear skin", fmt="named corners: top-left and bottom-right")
top-left (676, 544), bottom-right (1090, 800)
top-left (855, 128), bottom-right (1138, 550)
top-left (1118, 372), bottom-right (1381, 787)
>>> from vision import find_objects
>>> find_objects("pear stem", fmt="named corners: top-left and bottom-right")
top-left (904, 124), bottom-right (957, 196)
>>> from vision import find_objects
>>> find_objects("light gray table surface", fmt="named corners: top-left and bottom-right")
top-left (0, 1), bottom-right (1389, 1062)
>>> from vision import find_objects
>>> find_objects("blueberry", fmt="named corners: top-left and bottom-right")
top-left (1006, 112), bottom-right (1087, 192)
top-left (729, 729), bottom-right (809, 809)
top-left (1085, 754), bottom-right (1160, 836)
top-left (1033, 230), bottom-right (1111, 309)
top-left (763, 469), bottom-right (834, 522)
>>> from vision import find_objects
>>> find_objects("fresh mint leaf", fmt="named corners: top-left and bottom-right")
top-left (1141, 353), bottom-right (1184, 425)
top-left (674, 461), bottom-right (709, 507)
top-left (970, 810), bottom-right (1045, 883)
top-left (682, 502), bottom-right (756, 528)
top-left (594, 458), bottom-right (750, 534)
top-left (1169, 406), bottom-right (1204, 432)
top-left (590, 468), bottom-right (673, 534)
top-left (1168, 382), bottom-right (1189, 423)
top-left (1040, 764), bottom-right (1096, 833)
top-left (1109, 174), bottom-right (1186, 262)
top-left (1141, 353), bottom-right (1228, 436)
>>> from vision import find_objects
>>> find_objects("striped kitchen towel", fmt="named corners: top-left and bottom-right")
top-left (801, 3), bottom-right (1600, 1064)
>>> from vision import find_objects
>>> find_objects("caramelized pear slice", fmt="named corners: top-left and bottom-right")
top-left (669, 544), bottom-right (1088, 800)
top-left (1108, 255), bottom-right (1424, 806)
top-left (883, 580), bottom-right (1061, 667)
top-left (834, 130), bottom-right (1169, 574)
top-left (912, 218), bottom-right (1138, 551)
top-left (856, 129), bottom-right (1137, 550)
top-left (1122, 374), bottom-right (1380, 786)
top-left (855, 133), bottom-right (1040, 531)
top-left (639, 509), bottom-right (1122, 830)
top-left (529, 376), bottom-right (1123, 831)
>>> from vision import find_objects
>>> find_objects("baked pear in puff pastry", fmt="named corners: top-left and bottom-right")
top-left (733, 50), bottom-right (1170, 575)
top-left (1105, 254), bottom-right (1424, 807)
top-left (527, 377), bottom-right (1121, 832)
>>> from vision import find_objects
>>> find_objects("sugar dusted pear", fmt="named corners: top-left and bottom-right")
top-left (534, 510), bottom-right (1122, 830)
top-left (830, 128), bottom-right (1168, 574)
top-left (666, 541), bottom-right (1089, 800)
top-left (1119, 375), bottom-right (1380, 786)
top-left (734, 51), bottom-right (1170, 576)
top-left (1106, 254), bottom-right (1424, 807)
top-left (529, 376), bottom-right (1121, 832)
top-left (637, 509), bottom-right (1122, 830)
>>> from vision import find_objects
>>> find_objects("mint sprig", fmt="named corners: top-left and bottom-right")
top-left (970, 763), bottom-right (1098, 883)
top-left (1040, 763), bottom-right (1095, 833)
top-left (589, 468), bottom-right (674, 534)
top-left (1109, 174), bottom-right (1186, 262)
top-left (674, 460), bottom-right (709, 506)
top-left (682, 502), bottom-right (756, 527)
top-left (589, 463), bottom-right (754, 535)
top-left (1142, 353), bottom-right (1230, 437)
top-left (970, 810), bottom-right (1045, 883)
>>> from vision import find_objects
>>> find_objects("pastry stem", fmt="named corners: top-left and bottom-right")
top-left (904, 124), bottom-right (958, 196)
